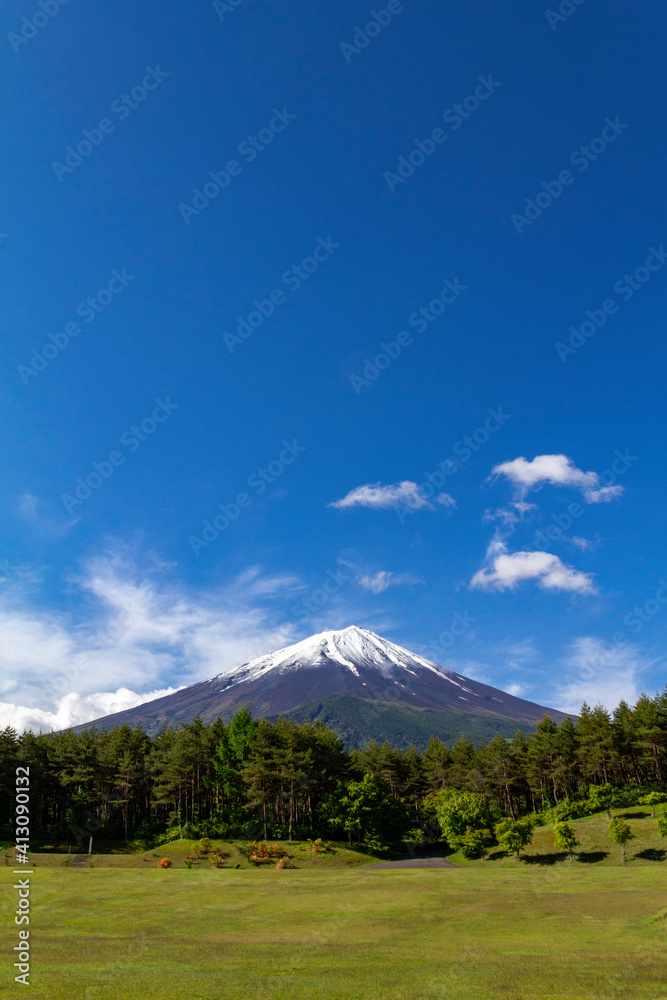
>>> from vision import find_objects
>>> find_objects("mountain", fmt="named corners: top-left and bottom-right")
top-left (74, 626), bottom-right (568, 746)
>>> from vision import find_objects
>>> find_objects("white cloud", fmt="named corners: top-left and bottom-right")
top-left (0, 548), bottom-right (301, 733)
top-left (330, 481), bottom-right (455, 511)
top-left (492, 454), bottom-right (624, 504)
top-left (18, 492), bottom-right (75, 538)
top-left (233, 565), bottom-right (303, 597)
top-left (571, 536), bottom-right (594, 551)
top-left (552, 637), bottom-right (660, 713)
top-left (471, 538), bottom-right (595, 593)
top-left (506, 682), bottom-right (526, 698)
top-left (0, 687), bottom-right (182, 734)
top-left (483, 501), bottom-right (538, 529)
top-left (358, 571), bottom-right (424, 594)
top-left (501, 638), bottom-right (540, 664)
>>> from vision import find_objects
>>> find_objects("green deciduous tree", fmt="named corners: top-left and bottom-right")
top-left (494, 817), bottom-right (534, 860)
top-left (638, 791), bottom-right (667, 818)
top-left (608, 817), bottom-right (634, 863)
top-left (553, 821), bottom-right (579, 859)
top-left (433, 790), bottom-right (495, 852)
top-left (321, 774), bottom-right (411, 852)
top-left (656, 810), bottom-right (667, 838)
top-left (588, 784), bottom-right (616, 819)
top-left (460, 826), bottom-right (493, 860)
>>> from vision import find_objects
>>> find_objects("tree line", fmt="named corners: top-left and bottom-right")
top-left (1, 689), bottom-right (665, 850)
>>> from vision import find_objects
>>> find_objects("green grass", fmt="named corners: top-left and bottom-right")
top-left (3, 810), bottom-right (666, 998)
top-left (2, 865), bottom-right (666, 999)
top-left (449, 805), bottom-right (667, 868)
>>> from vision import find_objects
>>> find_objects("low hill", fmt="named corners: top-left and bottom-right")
top-left (450, 805), bottom-right (666, 867)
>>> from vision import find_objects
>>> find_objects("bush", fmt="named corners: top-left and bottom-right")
top-left (245, 841), bottom-right (286, 862)
top-left (195, 819), bottom-right (231, 838)
top-left (588, 784), bottom-right (651, 817)
top-left (192, 838), bottom-right (212, 858)
top-left (154, 828), bottom-right (184, 846)
top-left (404, 815), bottom-right (443, 846)
top-left (321, 774), bottom-right (412, 851)
top-left (267, 824), bottom-right (289, 840)
top-left (553, 799), bottom-right (591, 822)
top-left (614, 785), bottom-right (652, 807)
top-left (363, 833), bottom-right (385, 854)
top-left (460, 827), bottom-right (493, 860)
top-left (156, 857), bottom-right (172, 869)
top-left (305, 838), bottom-right (335, 854)
top-left (275, 857), bottom-right (295, 869)
top-left (539, 786), bottom-right (654, 826)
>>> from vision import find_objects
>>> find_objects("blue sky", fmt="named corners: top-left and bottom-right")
top-left (1, 0), bottom-right (666, 731)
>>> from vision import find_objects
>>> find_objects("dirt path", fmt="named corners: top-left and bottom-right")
top-left (70, 854), bottom-right (89, 868)
top-left (363, 855), bottom-right (460, 870)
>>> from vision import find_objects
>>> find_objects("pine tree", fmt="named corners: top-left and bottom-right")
top-left (422, 737), bottom-right (452, 791)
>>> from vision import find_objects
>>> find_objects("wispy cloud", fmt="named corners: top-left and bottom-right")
top-left (571, 536), bottom-right (595, 551)
top-left (233, 565), bottom-right (303, 597)
top-left (358, 571), bottom-right (424, 594)
top-left (330, 480), bottom-right (455, 511)
top-left (553, 637), bottom-right (662, 712)
top-left (506, 682), bottom-right (526, 697)
top-left (0, 547), bottom-right (301, 733)
top-left (483, 500), bottom-right (538, 529)
top-left (18, 493), bottom-right (75, 538)
top-left (491, 454), bottom-right (623, 504)
top-left (471, 537), bottom-right (596, 593)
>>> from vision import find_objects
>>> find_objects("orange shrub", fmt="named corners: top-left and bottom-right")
top-left (311, 838), bottom-right (334, 854)
top-left (157, 857), bottom-right (172, 869)
top-left (250, 841), bottom-right (283, 859)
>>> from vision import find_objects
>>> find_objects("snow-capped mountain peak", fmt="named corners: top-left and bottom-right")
top-left (211, 625), bottom-right (447, 694)
top-left (73, 624), bottom-right (567, 734)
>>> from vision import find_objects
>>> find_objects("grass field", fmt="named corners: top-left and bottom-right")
top-left (3, 866), bottom-right (666, 1000)
top-left (2, 809), bottom-right (666, 999)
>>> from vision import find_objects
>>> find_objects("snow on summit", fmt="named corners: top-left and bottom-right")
top-left (211, 626), bottom-right (447, 692)
top-left (70, 624), bottom-right (567, 732)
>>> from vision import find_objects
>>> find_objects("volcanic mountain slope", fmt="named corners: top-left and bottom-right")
top-left (74, 626), bottom-right (568, 744)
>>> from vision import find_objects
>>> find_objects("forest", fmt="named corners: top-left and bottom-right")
top-left (2, 689), bottom-right (665, 850)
